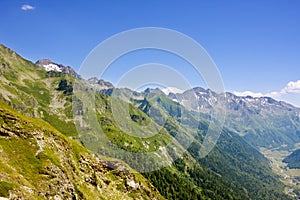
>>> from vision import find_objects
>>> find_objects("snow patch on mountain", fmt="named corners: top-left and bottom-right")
top-left (35, 59), bottom-right (80, 78)
top-left (42, 63), bottom-right (62, 72)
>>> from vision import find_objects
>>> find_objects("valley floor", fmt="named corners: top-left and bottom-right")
top-left (260, 147), bottom-right (300, 198)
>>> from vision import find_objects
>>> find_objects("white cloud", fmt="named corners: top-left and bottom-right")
top-left (234, 80), bottom-right (300, 107)
top-left (162, 87), bottom-right (184, 95)
top-left (266, 91), bottom-right (281, 98)
top-left (264, 80), bottom-right (300, 98)
top-left (281, 80), bottom-right (300, 94)
top-left (233, 91), bottom-right (264, 98)
top-left (21, 4), bottom-right (35, 11)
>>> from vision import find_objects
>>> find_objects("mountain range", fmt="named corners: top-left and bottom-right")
top-left (171, 87), bottom-right (300, 150)
top-left (0, 43), bottom-right (300, 199)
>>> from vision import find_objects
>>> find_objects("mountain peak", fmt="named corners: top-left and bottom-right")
top-left (87, 77), bottom-right (114, 90)
top-left (35, 58), bottom-right (53, 66)
top-left (35, 59), bottom-right (80, 78)
top-left (144, 88), bottom-right (165, 95)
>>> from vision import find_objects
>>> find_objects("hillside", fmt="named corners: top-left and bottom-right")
top-left (283, 149), bottom-right (300, 169)
top-left (0, 102), bottom-right (163, 199)
top-left (133, 93), bottom-right (291, 199)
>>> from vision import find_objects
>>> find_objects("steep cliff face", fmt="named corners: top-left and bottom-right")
top-left (0, 103), bottom-right (163, 199)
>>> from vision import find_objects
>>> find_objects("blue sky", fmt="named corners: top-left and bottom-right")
top-left (1, 1), bottom-right (300, 106)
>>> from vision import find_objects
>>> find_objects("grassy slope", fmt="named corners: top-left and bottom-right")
top-left (0, 101), bottom-right (164, 199)
top-left (0, 44), bottom-right (78, 138)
